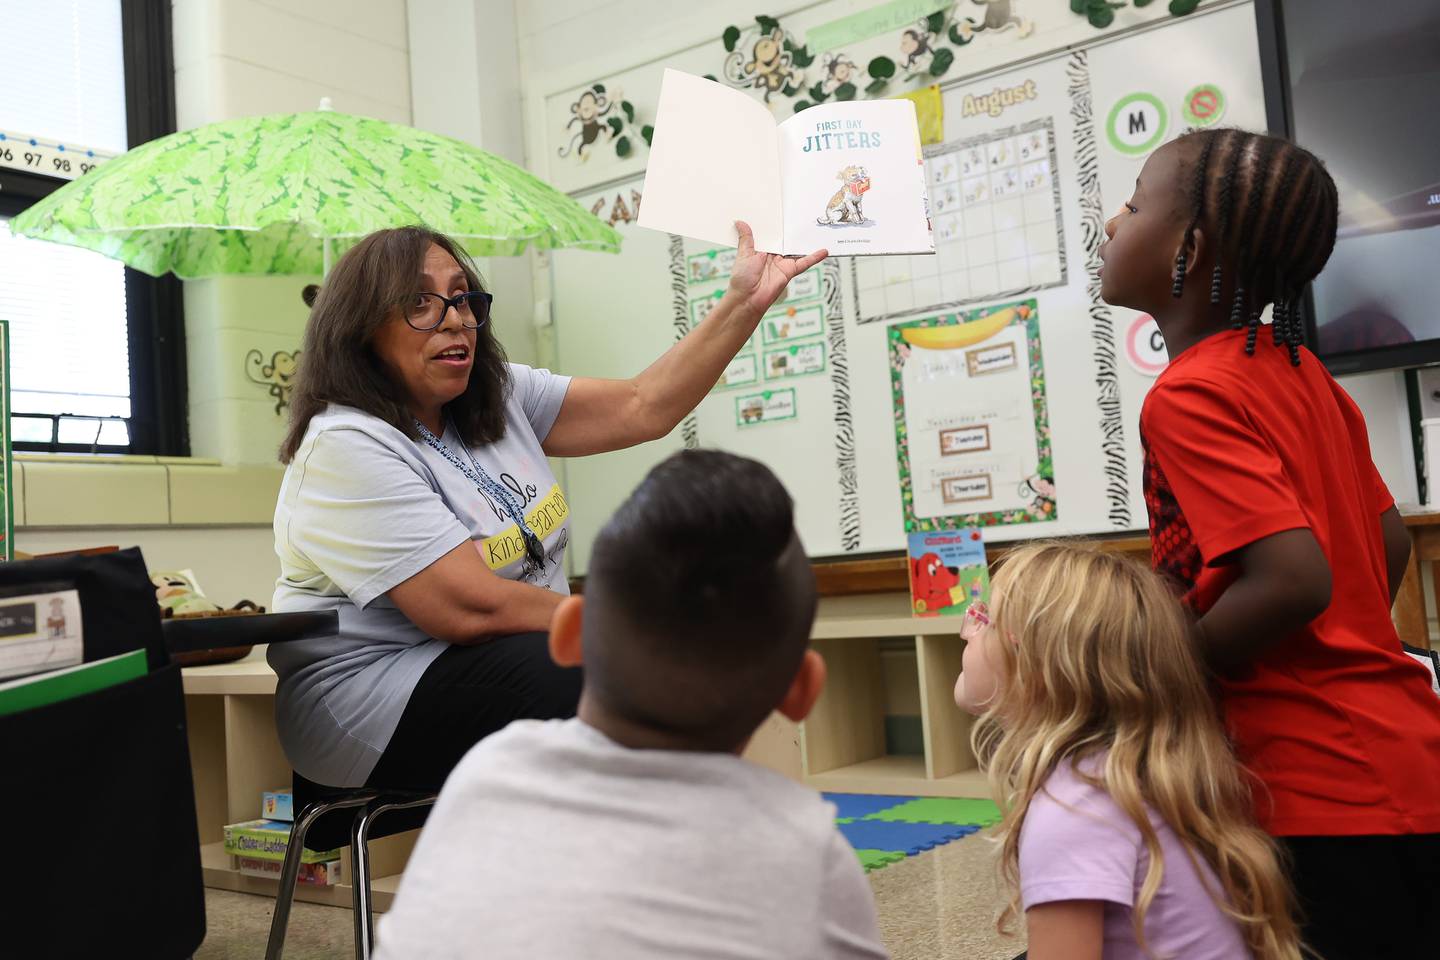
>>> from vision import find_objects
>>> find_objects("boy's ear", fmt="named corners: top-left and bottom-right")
top-left (548, 595), bottom-right (584, 668)
top-left (777, 649), bottom-right (826, 723)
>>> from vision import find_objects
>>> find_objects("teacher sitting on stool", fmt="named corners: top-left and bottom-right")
top-left (271, 224), bottom-right (825, 792)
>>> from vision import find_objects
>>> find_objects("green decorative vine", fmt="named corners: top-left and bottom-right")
top-left (1071, 0), bottom-right (1199, 29)
top-left (800, 7), bottom-right (972, 111)
top-left (574, 1), bottom-right (1202, 159)
top-left (588, 83), bottom-right (649, 159)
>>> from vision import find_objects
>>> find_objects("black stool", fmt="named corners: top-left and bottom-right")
top-left (160, 610), bottom-right (438, 960)
top-left (263, 774), bottom-right (436, 960)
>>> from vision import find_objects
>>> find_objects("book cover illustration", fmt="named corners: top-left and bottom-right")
top-left (817, 165), bottom-right (871, 226)
top-left (638, 69), bottom-right (932, 256)
top-left (223, 819), bottom-right (339, 863)
top-left (907, 529), bottom-right (989, 618)
top-left (237, 856), bottom-right (340, 886)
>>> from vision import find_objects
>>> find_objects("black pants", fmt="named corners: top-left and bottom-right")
top-left (1282, 833), bottom-right (1440, 960)
top-left (365, 632), bottom-right (582, 793)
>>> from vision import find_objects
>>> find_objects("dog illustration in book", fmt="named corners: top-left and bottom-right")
top-left (817, 165), bottom-right (872, 225)
top-left (911, 552), bottom-right (960, 613)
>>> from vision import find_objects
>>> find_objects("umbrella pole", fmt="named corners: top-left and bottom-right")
top-left (323, 237), bottom-right (333, 278)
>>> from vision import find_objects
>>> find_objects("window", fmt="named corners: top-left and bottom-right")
top-left (0, 0), bottom-right (186, 455)
top-left (0, 222), bottom-right (132, 446)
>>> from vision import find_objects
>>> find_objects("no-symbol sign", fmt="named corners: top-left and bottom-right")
top-left (1125, 314), bottom-right (1169, 377)
top-left (1182, 84), bottom-right (1226, 127)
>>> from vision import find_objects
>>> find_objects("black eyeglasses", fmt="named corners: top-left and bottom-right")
top-left (402, 291), bottom-right (493, 331)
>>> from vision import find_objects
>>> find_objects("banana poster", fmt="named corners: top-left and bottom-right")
top-left (889, 299), bottom-right (1055, 530)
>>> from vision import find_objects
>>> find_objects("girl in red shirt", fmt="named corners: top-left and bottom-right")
top-left (1100, 127), bottom-right (1440, 960)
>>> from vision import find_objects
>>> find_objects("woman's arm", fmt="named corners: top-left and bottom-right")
top-left (387, 541), bottom-right (563, 644)
top-left (1025, 901), bottom-right (1104, 960)
top-left (542, 222), bottom-right (826, 457)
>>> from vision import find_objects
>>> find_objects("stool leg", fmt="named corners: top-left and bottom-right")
top-left (351, 796), bottom-right (437, 960)
top-left (265, 794), bottom-right (373, 960)
top-left (351, 805), bottom-right (377, 960)
top-left (264, 802), bottom-right (330, 960)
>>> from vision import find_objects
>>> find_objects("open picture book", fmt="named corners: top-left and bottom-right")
top-left (637, 69), bottom-right (935, 257)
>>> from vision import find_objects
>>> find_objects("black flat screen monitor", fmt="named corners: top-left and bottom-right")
top-left (1260, 0), bottom-right (1440, 375)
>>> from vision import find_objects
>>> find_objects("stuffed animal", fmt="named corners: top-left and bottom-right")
top-left (151, 570), bottom-right (223, 617)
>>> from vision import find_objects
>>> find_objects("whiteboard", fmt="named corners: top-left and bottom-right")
top-left (549, 3), bottom-right (1267, 573)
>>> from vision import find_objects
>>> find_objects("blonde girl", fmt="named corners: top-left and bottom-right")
top-left (955, 543), bottom-right (1303, 960)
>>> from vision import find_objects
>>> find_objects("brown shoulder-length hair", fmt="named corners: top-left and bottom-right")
top-left (279, 226), bottom-right (510, 463)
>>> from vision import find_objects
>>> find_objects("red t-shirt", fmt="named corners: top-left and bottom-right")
top-left (1141, 329), bottom-right (1440, 837)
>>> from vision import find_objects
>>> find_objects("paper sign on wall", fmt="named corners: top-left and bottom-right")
top-left (717, 353), bottom-right (760, 389)
top-left (765, 341), bottom-right (827, 380)
top-left (736, 388), bottom-right (798, 426)
top-left (762, 302), bottom-right (825, 344)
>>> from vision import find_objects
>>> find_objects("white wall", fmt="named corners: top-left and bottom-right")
top-left (407, 0), bottom-right (539, 368)
top-left (1341, 370), bottom-right (1420, 505)
top-left (511, 0), bottom-right (1422, 518)
top-left (16, 527), bottom-right (278, 609)
top-left (171, 0), bottom-right (416, 466)
top-left (32, 1), bottom-right (417, 608)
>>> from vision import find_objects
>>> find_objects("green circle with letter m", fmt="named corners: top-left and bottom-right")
top-left (1106, 92), bottom-right (1168, 156)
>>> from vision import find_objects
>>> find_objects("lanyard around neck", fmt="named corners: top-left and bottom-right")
top-left (413, 419), bottom-right (546, 570)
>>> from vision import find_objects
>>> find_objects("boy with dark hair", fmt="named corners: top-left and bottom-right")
top-left (377, 450), bottom-right (888, 960)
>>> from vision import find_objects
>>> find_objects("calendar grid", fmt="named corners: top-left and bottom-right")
top-left (852, 118), bottom-right (1068, 326)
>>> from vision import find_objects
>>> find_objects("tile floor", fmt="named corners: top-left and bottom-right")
top-left (196, 827), bottom-right (1024, 960)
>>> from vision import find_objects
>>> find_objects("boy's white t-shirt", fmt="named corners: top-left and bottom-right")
top-left (375, 718), bottom-right (889, 960)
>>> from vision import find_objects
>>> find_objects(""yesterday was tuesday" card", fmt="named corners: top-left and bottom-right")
top-left (637, 69), bottom-right (935, 257)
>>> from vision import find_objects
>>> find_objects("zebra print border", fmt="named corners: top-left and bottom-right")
top-left (823, 259), bottom-right (860, 551)
top-left (668, 233), bottom-right (699, 449)
top-left (1066, 50), bottom-right (1130, 528)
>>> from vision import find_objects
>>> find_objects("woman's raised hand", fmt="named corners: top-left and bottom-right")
top-left (726, 221), bottom-right (827, 319)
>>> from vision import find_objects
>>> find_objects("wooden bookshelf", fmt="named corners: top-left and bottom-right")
top-left (182, 654), bottom-right (416, 912)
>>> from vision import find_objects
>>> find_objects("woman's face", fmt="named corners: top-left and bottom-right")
top-left (371, 244), bottom-right (479, 418)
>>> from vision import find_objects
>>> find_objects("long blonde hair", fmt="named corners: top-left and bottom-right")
top-left (971, 543), bottom-right (1302, 960)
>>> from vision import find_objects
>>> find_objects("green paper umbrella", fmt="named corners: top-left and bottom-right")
top-left (11, 102), bottom-right (620, 278)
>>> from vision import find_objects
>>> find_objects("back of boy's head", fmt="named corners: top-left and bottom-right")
top-left (1168, 128), bottom-right (1339, 365)
top-left (582, 449), bottom-right (818, 751)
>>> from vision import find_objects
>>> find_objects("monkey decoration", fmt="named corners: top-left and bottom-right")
top-left (819, 53), bottom-right (859, 95)
top-left (558, 85), bottom-right (614, 160)
top-left (245, 348), bottom-right (300, 415)
top-left (956, 0), bottom-right (1034, 42)
top-left (899, 23), bottom-right (936, 71)
top-left (723, 26), bottom-right (802, 103)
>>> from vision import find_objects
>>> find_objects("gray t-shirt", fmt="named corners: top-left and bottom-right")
top-left (270, 363), bottom-right (573, 787)
top-left (375, 719), bottom-right (889, 960)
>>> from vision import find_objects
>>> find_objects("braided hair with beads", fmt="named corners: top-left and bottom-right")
top-left (1170, 128), bottom-right (1339, 366)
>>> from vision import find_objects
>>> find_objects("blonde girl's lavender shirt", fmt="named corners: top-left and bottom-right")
top-left (1019, 756), bottom-right (1253, 960)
